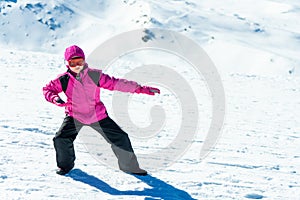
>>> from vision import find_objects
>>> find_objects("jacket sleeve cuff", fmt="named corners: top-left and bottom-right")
top-left (50, 96), bottom-right (59, 103)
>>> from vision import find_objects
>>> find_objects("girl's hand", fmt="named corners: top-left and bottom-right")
top-left (53, 97), bottom-right (69, 107)
top-left (135, 86), bottom-right (160, 95)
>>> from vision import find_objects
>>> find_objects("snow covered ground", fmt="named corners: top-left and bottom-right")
top-left (0, 0), bottom-right (300, 199)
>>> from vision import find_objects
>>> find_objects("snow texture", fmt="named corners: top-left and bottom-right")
top-left (0, 0), bottom-right (300, 199)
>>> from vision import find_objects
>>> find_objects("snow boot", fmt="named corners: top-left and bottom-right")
top-left (56, 168), bottom-right (69, 175)
top-left (121, 168), bottom-right (148, 176)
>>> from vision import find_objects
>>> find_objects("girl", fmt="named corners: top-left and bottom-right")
top-left (43, 45), bottom-right (160, 176)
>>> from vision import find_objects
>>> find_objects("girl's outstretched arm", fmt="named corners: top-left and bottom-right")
top-left (99, 72), bottom-right (160, 95)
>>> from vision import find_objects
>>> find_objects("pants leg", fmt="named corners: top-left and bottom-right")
top-left (90, 116), bottom-right (143, 173)
top-left (53, 116), bottom-right (83, 173)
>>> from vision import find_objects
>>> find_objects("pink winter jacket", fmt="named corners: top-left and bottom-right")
top-left (43, 66), bottom-right (140, 124)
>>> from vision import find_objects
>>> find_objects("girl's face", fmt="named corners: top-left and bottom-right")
top-left (70, 65), bottom-right (84, 73)
top-left (68, 58), bottom-right (85, 73)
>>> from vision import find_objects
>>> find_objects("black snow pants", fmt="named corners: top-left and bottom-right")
top-left (53, 115), bottom-right (141, 173)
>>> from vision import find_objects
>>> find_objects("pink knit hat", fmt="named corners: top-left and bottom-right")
top-left (64, 45), bottom-right (85, 61)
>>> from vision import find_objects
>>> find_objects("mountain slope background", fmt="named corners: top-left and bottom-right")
top-left (1, 0), bottom-right (299, 75)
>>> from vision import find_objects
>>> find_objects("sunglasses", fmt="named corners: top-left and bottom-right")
top-left (68, 58), bottom-right (85, 67)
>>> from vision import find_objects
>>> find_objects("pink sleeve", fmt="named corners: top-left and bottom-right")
top-left (43, 77), bottom-right (63, 103)
top-left (99, 72), bottom-right (140, 93)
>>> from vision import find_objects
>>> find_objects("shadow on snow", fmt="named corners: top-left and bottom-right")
top-left (67, 169), bottom-right (196, 200)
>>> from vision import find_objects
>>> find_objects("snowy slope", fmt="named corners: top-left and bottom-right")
top-left (0, 0), bottom-right (300, 199)
top-left (0, 48), bottom-right (299, 200)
